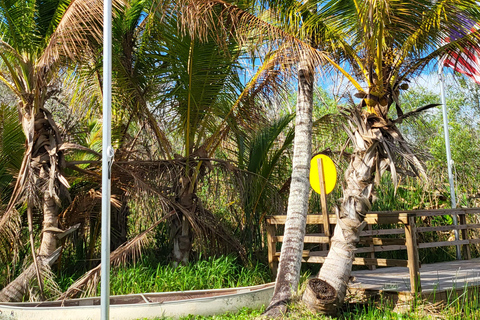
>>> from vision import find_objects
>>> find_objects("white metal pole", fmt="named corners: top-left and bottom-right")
top-left (438, 63), bottom-right (461, 260)
top-left (101, 0), bottom-right (113, 318)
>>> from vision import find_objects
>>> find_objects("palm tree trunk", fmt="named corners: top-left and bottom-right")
top-left (264, 55), bottom-right (314, 317)
top-left (172, 178), bottom-right (194, 266)
top-left (39, 193), bottom-right (60, 256)
top-left (302, 109), bottom-right (378, 315)
top-left (0, 248), bottom-right (61, 302)
top-left (0, 108), bottom-right (65, 302)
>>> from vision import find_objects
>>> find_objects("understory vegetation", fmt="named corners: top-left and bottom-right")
top-left (0, 0), bottom-right (480, 318)
top-left (2, 78), bottom-right (480, 300)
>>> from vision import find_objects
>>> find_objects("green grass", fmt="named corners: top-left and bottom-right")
top-left (139, 282), bottom-right (479, 320)
top-left (109, 255), bottom-right (271, 295)
top-left (173, 287), bottom-right (480, 319)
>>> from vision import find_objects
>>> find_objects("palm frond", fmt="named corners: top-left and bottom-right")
top-left (58, 211), bottom-right (174, 299)
top-left (39, 0), bottom-right (126, 68)
top-left (177, 0), bottom-right (329, 74)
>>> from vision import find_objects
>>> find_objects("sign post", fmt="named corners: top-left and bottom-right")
top-left (317, 157), bottom-right (330, 237)
top-left (309, 154), bottom-right (337, 240)
top-left (101, 0), bottom-right (113, 318)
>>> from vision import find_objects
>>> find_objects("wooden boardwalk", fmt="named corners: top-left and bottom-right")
top-left (348, 258), bottom-right (480, 302)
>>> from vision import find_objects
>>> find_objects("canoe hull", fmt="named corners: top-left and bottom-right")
top-left (0, 283), bottom-right (274, 320)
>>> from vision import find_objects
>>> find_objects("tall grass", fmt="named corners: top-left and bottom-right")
top-left (108, 255), bottom-right (271, 295)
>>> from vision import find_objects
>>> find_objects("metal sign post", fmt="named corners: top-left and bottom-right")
top-left (101, 0), bottom-right (113, 318)
top-left (438, 64), bottom-right (461, 260)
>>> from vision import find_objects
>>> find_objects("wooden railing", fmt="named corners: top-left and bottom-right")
top-left (266, 208), bottom-right (480, 294)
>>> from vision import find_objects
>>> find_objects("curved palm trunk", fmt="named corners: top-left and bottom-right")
top-left (302, 109), bottom-right (380, 314)
top-left (34, 108), bottom-right (65, 258)
top-left (264, 56), bottom-right (314, 317)
top-left (0, 249), bottom-right (61, 302)
top-left (0, 108), bottom-right (66, 301)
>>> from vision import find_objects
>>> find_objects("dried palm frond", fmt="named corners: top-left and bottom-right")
top-left (116, 161), bottom-right (247, 260)
top-left (177, 0), bottom-right (329, 76)
top-left (27, 263), bottom-right (62, 302)
top-left (341, 105), bottom-right (429, 193)
top-left (58, 211), bottom-right (175, 299)
top-left (0, 248), bottom-right (61, 302)
top-left (39, 0), bottom-right (126, 68)
top-left (0, 207), bottom-right (22, 268)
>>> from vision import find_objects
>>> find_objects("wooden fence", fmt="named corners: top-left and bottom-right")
top-left (266, 208), bottom-right (480, 294)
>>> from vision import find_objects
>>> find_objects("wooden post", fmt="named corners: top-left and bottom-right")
top-left (459, 213), bottom-right (471, 260)
top-left (317, 157), bottom-right (330, 238)
top-left (367, 223), bottom-right (376, 270)
top-left (266, 223), bottom-right (278, 277)
top-left (405, 214), bottom-right (421, 295)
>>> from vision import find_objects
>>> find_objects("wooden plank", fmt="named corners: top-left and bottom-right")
top-left (459, 214), bottom-right (472, 260)
top-left (353, 258), bottom-right (408, 267)
top-left (356, 245), bottom-right (407, 254)
top-left (360, 228), bottom-right (405, 236)
top-left (416, 224), bottom-right (480, 233)
top-left (373, 208), bottom-right (474, 217)
top-left (266, 224), bottom-right (278, 275)
top-left (273, 250), bottom-right (310, 258)
top-left (267, 213), bottom-right (409, 225)
top-left (418, 240), bottom-right (470, 249)
top-left (367, 224), bottom-right (376, 270)
top-left (348, 258), bottom-right (480, 305)
top-left (266, 215), bottom-right (336, 225)
top-left (266, 208), bottom-right (480, 225)
top-left (405, 215), bottom-right (421, 294)
top-left (358, 237), bottom-right (405, 246)
top-left (306, 256), bottom-right (408, 267)
top-left (275, 234), bottom-right (330, 244)
top-left (364, 213), bottom-right (409, 224)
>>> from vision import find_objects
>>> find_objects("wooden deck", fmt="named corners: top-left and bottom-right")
top-left (348, 258), bottom-right (480, 302)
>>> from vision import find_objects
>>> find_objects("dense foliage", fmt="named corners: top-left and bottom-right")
top-left (0, 0), bottom-right (478, 310)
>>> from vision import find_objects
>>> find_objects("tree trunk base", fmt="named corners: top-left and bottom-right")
top-left (262, 301), bottom-right (287, 319)
top-left (302, 278), bottom-right (337, 315)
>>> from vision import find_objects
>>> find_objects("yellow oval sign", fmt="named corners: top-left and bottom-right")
top-left (309, 154), bottom-right (337, 195)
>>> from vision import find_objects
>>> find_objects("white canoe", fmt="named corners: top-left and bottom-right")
top-left (0, 282), bottom-right (274, 320)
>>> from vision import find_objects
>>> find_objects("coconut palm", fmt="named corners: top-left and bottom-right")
top-left (297, 0), bottom-right (480, 315)
top-left (62, 0), bottom-right (283, 269)
top-left (175, 1), bottom-right (325, 315)
top-left (0, 0), bottom-right (121, 301)
top-left (55, 0), bottom-right (307, 297)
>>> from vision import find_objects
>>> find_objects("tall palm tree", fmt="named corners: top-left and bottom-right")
top-left (71, 0), bottom-right (276, 266)
top-left (175, 1), bottom-right (325, 315)
top-left (147, 9), bottom-right (265, 265)
top-left (0, 0), bottom-right (121, 301)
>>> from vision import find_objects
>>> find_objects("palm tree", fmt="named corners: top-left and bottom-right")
top-left (0, 0), bottom-right (119, 301)
top-left (170, 1), bottom-right (328, 315)
top-left (55, 0), bottom-right (306, 297)
top-left (298, 0), bottom-right (480, 315)
top-left (62, 0), bottom-right (282, 269)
